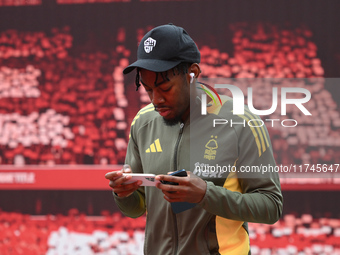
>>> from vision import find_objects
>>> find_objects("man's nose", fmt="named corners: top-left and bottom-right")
top-left (152, 90), bottom-right (165, 105)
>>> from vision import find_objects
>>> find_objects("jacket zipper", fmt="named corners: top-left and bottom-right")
top-left (173, 122), bottom-right (184, 170)
top-left (172, 122), bottom-right (185, 255)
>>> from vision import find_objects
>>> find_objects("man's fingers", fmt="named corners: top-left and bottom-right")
top-left (108, 174), bottom-right (133, 187)
top-left (162, 191), bottom-right (187, 203)
top-left (156, 175), bottom-right (188, 185)
top-left (123, 164), bottom-right (132, 173)
top-left (112, 183), bottom-right (139, 194)
top-left (111, 180), bottom-right (142, 197)
top-left (105, 164), bottom-right (132, 180)
top-left (156, 182), bottom-right (186, 193)
top-left (105, 165), bottom-right (142, 199)
top-left (105, 170), bottom-right (123, 180)
top-left (156, 171), bottom-right (207, 203)
top-left (111, 179), bottom-right (141, 189)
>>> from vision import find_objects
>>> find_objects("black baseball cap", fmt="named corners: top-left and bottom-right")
top-left (123, 24), bottom-right (200, 74)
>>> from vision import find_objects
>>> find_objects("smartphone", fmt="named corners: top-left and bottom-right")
top-left (122, 173), bottom-right (160, 186)
top-left (161, 169), bottom-right (187, 185)
top-left (160, 169), bottom-right (196, 213)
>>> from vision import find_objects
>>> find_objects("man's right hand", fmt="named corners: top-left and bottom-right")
top-left (105, 164), bottom-right (142, 198)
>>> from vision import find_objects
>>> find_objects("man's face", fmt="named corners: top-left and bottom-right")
top-left (139, 68), bottom-right (191, 126)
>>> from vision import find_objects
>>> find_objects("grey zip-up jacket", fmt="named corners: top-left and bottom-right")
top-left (113, 96), bottom-right (283, 255)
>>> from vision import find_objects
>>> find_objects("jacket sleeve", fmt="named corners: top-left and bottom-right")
top-left (113, 125), bottom-right (146, 218)
top-left (198, 120), bottom-right (283, 224)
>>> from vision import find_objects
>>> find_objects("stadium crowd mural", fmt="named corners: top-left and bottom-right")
top-left (0, 26), bottom-right (129, 165)
top-left (0, 210), bottom-right (339, 254)
top-left (0, 23), bottom-right (340, 166)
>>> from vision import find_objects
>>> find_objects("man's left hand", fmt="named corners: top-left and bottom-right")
top-left (155, 172), bottom-right (207, 203)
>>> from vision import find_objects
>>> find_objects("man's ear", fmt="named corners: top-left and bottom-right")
top-left (187, 63), bottom-right (201, 84)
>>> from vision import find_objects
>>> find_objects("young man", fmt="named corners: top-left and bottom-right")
top-left (105, 24), bottom-right (283, 255)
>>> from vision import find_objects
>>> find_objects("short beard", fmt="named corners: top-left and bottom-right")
top-left (162, 115), bottom-right (182, 126)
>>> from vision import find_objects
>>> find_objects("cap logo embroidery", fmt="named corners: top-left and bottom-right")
top-left (144, 37), bottom-right (156, 53)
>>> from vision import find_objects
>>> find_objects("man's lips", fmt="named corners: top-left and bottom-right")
top-left (156, 107), bottom-right (172, 117)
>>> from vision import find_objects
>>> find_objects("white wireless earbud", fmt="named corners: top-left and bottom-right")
top-left (190, 73), bottom-right (195, 83)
